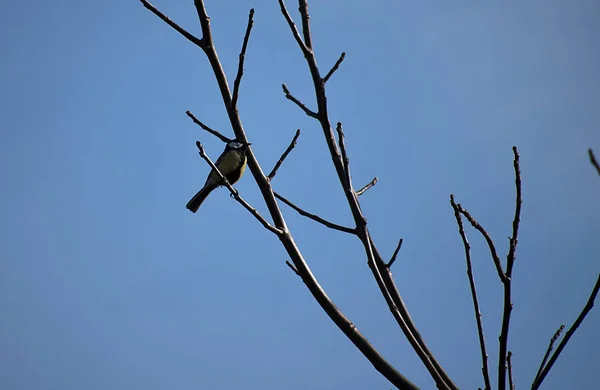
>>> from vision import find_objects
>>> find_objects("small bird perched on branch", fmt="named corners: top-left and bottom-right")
top-left (186, 140), bottom-right (251, 213)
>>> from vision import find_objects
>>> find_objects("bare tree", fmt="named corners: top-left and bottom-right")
top-left (139, 1), bottom-right (600, 389)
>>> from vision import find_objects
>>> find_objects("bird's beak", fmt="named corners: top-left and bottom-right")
top-left (245, 142), bottom-right (252, 146)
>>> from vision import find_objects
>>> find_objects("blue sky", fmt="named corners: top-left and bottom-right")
top-left (1, 0), bottom-right (599, 389)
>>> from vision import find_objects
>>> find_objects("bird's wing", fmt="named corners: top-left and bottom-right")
top-left (205, 149), bottom-right (241, 187)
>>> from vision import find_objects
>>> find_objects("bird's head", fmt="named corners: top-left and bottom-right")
top-left (227, 140), bottom-right (251, 150)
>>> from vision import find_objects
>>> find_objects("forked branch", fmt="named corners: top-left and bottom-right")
top-left (531, 275), bottom-right (600, 390)
top-left (450, 195), bottom-right (492, 390)
top-left (195, 141), bottom-right (282, 235)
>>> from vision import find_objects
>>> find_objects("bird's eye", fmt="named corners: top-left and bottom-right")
top-left (229, 141), bottom-right (244, 149)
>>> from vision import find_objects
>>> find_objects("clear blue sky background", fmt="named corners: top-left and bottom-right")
top-left (1, 0), bottom-right (598, 389)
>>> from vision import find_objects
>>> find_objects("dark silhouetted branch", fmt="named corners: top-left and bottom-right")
top-left (336, 122), bottom-right (354, 191)
top-left (231, 9), bottom-right (255, 110)
top-left (533, 325), bottom-right (564, 386)
top-left (144, 2), bottom-right (422, 389)
top-left (278, 1), bottom-right (456, 388)
top-left (277, 0), bottom-right (310, 55)
top-left (323, 52), bottom-right (346, 83)
top-left (454, 203), bottom-right (507, 283)
top-left (507, 352), bottom-right (515, 390)
top-left (196, 141), bottom-right (282, 235)
top-left (498, 146), bottom-right (522, 390)
top-left (590, 148), bottom-right (600, 176)
top-left (450, 195), bottom-right (492, 390)
top-left (282, 84), bottom-right (318, 118)
top-left (356, 177), bottom-right (378, 196)
top-left (274, 191), bottom-right (355, 234)
top-left (532, 274), bottom-right (600, 390)
top-left (386, 238), bottom-right (403, 269)
top-left (140, 0), bottom-right (204, 47)
top-left (286, 260), bottom-right (300, 276)
top-left (268, 129), bottom-right (301, 181)
top-left (186, 110), bottom-right (232, 143)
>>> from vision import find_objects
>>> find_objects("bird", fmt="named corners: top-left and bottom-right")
top-left (186, 139), bottom-right (251, 213)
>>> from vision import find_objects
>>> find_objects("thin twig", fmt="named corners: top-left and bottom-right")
top-left (451, 195), bottom-right (492, 390)
top-left (506, 146), bottom-right (522, 277)
top-left (231, 9), bottom-right (255, 110)
top-left (532, 274), bottom-right (600, 390)
top-left (195, 141), bottom-right (283, 236)
top-left (336, 122), bottom-right (354, 194)
top-left (589, 148), bottom-right (600, 176)
top-left (274, 191), bottom-right (355, 234)
top-left (268, 129), bottom-right (301, 181)
top-left (356, 177), bottom-right (378, 196)
top-left (298, 0), bottom-right (313, 50)
top-left (507, 351), bottom-right (515, 390)
top-left (282, 84), bottom-right (318, 118)
top-left (386, 238), bottom-right (403, 269)
top-left (186, 111), bottom-right (232, 143)
top-left (498, 146), bottom-right (522, 390)
top-left (455, 204), bottom-right (507, 282)
top-left (323, 52), bottom-right (346, 83)
top-left (286, 260), bottom-right (300, 276)
top-left (277, 0), bottom-right (310, 55)
top-left (533, 325), bottom-right (564, 385)
top-left (140, 0), bottom-right (204, 47)
top-left (336, 122), bottom-right (349, 172)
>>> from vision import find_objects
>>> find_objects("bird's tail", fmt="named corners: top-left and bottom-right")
top-left (186, 185), bottom-right (214, 213)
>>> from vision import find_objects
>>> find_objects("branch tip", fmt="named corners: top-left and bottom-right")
top-left (268, 129), bottom-right (301, 181)
top-left (356, 177), bottom-right (378, 196)
top-left (186, 110), bottom-right (231, 143)
top-left (386, 238), bottom-right (403, 268)
top-left (281, 84), bottom-right (318, 118)
top-left (231, 7), bottom-right (255, 109)
top-left (323, 52), bottom-right (346, 83)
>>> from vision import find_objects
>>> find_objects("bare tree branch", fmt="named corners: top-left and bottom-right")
top-left (454, 203), bottom-right (507, 283)
top-left (286, 260), bottom-right (300, 276)
top-left (356, 177), bottom-right (378, 196)
top-left (277, 0), bottom-right (311, 55)
top-left (533, 324), bottom-right (564, 386)
top-left (298, 0), bottom-right (314, 50)
top-left (231, 9), bottom-right (255, 110)
top-left (323, 52), bottom-right (346, 83)
top-left (498, 146), bottom-right (522, 390)
top-left (336, 122), bottom-right (356, 197)
top-left (274, 191), bottom-right (355, 234)
top-left (195, 141), bottom-right (283, 235)
top-left (282, 84), bottom-right (319, 118)
top-left (532, 274), bottom-right (600, 390)
top-left (386, 238), bottom-right (403, 269)
top-left (186, 110), bottom-right (232, 143)
top-left (590, 148), bottom-right (600, 176)
top-left (450, 195), bottom-right (492, 390)
top-left (144, 2), bottom-right (423, 389)
top-left (278, 1), bottom-right (457, 388)
top-left (268, 129), bottom-right (301, 181)
top-left (140, 0), bottom-right (204, 47)
top-left (507, 351), bottom-right (515, 390)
